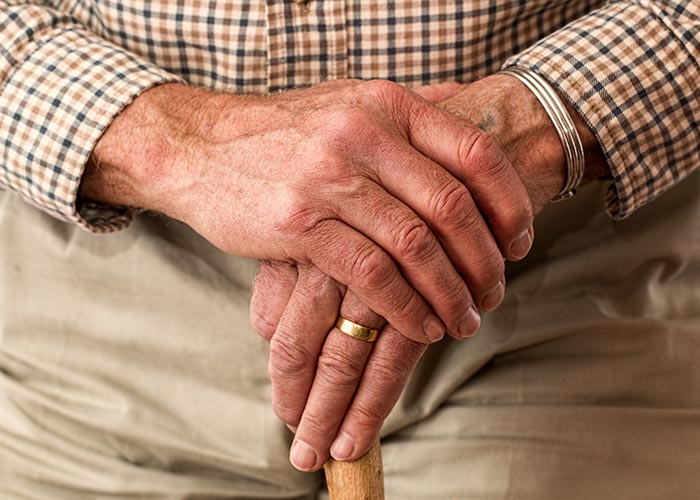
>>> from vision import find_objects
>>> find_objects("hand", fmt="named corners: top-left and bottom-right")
top-left (251, 75), bottom-right (609, 471)
top-left (438, 74), bottom-right (609, 211)
top-left (250, 80), bottom-right (532, 472)
top-left (251, 262), bottom-right (426, 472)
top-left (81, 79), bottom-right (534, 343)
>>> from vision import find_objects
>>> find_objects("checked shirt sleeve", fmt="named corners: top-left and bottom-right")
top-left (0, 2), bottom-right (183, 232)
top-left (505, 1), bottom-right (700, 220)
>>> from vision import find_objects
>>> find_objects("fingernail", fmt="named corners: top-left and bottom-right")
top-left (330, 431), bottom-right (355, 461)
top-left (423, 315), bottom-right (445, 342)
top-left (481, 281), bottom-right (505, 311)
top-left (286, 424), bottom-right (297, 434)
top-left (290, 439), bottom-right (317, 471)
top-left (457, 306), bottom-right (481, 338)
top-left (510, 229), bottom-right (533, 260)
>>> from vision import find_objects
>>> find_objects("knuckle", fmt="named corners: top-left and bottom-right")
top-left (311, 146), bottom-right (361, 185)
top-left (459, 130), bottom-right (509, 179)
top-left (298, 410), bottom-right (331, 438)
top-left (310, 142), bottom-right (344, 172)
top-left (372, 138), bottom-right (405, 166)
top-left (393, 221), bottom-right (437, 262)
top-left (361, 79), bottom-right (403, 102)
top-left (295, 264), bottom-right (331, 296)
top-left (386, 288), bottom-right (423, 328)
top-left (438, 279), bottom-right (473, 312)
top-left (349, 245), bottom-right (394, 291)
top-left (368, 354), bottom-right (411, 388)
top-left (351, 399), bottom-right (388, 429)
top-left (337, 176), bottom-right (376, 204)
top-left (453, 205), bottom-right (484, 238)
top-left (316, 348), bottom-right (365, 389)
top-left (268, 335), bottom-right (315, 381)
top-left (473, 252), bottom-right (506, 287)
top-left (275, 191), bottom-right (325, 238)
top-left (429, 181), bottom-right (473, 226)
top-left (359, 80), bottom-right (413, 129)
top-left (290, 273), bottom-right (344, 333)
top-left (402, 96), bottom-right (432, 132)
top-left (325, 108), bottom-right (371, 143)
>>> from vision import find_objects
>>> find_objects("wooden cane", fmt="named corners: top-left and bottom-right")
top-left (324, 438), bottom-right (384, 500)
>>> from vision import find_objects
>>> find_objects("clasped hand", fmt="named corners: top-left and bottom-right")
top-left (247, 80), bottom-right (539, 472)
top-left (84, 74), bottom-right (569, 474)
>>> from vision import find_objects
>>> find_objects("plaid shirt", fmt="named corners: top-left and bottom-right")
top-left (0, 1), bottom-right (698, 232)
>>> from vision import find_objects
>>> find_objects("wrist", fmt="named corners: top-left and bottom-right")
top-left (79, 83), bottom-right (236, 222)
top-left (439, 74), bottom-right (608, 213)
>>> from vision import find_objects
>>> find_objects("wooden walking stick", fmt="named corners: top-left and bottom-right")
top-left (324, 438), bottom-right (384, 500)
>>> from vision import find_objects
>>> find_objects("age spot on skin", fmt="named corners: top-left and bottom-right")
top-left (476, 114), bottom-right (496, 132)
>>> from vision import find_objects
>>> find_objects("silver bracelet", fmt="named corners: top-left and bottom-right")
top-left (500, 66), bottom-right (585, 202)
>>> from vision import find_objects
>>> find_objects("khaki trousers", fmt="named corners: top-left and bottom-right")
top-left (1, 173), bottom-right (699, 499)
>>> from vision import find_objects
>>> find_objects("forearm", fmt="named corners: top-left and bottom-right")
top-left (79, 83), bottom-right (217, 221)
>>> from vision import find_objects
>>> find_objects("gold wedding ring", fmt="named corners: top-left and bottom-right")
top-left (335, 316), bottom-right (381, 343)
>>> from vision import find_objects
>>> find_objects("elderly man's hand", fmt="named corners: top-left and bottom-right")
top-left (81, 79), bottom-right (533, 344)
top-left (252, 261), bottom-right (427, 472)
top-left (251, 74), bottom-right (609, 472)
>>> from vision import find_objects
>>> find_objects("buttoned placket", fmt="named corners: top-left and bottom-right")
top-left (265, 0), bottom-right (348, 91)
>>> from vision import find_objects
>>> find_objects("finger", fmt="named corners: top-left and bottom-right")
top-left (330, 326), bottom-right (426, 462)
top-left (395, 92), bottom-right (534, 262)
top-left (303, 220), bottom-right (446, 343)
top-left (268, 265), bottom-right (343, 427)
top-left (329, 178), bottom-right (479, 339)
top-left (368, 139), bottom-right (504, 316)
top-left (289, 292), bottom-right (383, 472)
top-left (367, 82), bottom-right (532, 259)
top-left (250, 260), bottom-right (298, 341)
top-left (412, 82), bottom-right (463, 102)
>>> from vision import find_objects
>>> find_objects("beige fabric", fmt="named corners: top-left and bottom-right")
top-left (380, 173), bottom-right (700, 499)
top-left (1, 172), bottom-right (700, 499)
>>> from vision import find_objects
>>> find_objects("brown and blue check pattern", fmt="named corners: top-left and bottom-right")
top-left (0, 0), bottom-right (697, 231)
top-left (509, 0), bottom-right (700, 220)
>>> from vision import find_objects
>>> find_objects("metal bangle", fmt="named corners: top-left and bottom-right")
top-left (500, 66), bottom-right (585, 202)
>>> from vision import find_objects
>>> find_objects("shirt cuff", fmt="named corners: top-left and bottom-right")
top-left (504, 1), bottom-right (700, 219)
top-left (0, 16), bottom-right (183, 232)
